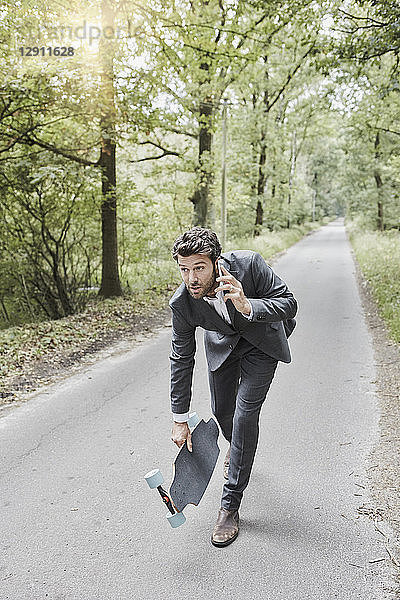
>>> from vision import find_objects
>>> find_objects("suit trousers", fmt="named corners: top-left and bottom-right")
top-left (208, 337), bottom-right (278, 511)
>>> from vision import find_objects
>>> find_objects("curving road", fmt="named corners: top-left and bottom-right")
top-left (0, 219), bottom-right (397, 599)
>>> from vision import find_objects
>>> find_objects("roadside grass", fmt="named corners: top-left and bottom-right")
top-left (347, 220), bottom-right (400, 343)
top-left (0, 220), bottom-right (321, 394)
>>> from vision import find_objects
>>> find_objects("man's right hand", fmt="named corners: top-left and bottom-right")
top-left (171, 421), bottom-right (192, 452)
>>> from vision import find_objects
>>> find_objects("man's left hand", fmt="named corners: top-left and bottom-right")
top-left (215, 264), bottom-right (251, 315)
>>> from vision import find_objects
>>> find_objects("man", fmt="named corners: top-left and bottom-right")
top-left (169, 226), bottom-right (297, 547)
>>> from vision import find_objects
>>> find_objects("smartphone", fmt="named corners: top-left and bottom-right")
top-left (217, 261), bottom-right (224, 303)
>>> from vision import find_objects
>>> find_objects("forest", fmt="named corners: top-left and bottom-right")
top-left (0, 0), bottom-right (399, 329)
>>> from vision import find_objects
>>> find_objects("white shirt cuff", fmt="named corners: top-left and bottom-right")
top-left (172, 411), bottom-right (190, 423)
top-left (240, 301), bottom-right (253, 320)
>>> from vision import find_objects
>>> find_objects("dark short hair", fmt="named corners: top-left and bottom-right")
top-left (172, 227), bottom-right (222, 263)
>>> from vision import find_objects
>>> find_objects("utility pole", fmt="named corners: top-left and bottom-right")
top-left (221, 99), bottom-right (228, 249)
top-left (312, 188), bottom-right (316, 222)
top-left (312, 172), bottom-right (317, 222)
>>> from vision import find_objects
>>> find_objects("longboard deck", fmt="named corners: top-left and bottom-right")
top-left (170, 418), bottom-right (220, 512)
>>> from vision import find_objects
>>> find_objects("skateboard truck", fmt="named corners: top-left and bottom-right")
top-left (144, 468), bottom-right (187, 528)
top-left (144, 412), bottom-right (205, 528)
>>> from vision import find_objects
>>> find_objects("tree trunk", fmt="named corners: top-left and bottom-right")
top-left (0, 298), bottom-right (9, 322)
top-left (254, 200), bottom-right (263, 236)
top-left (52, 255), bottom-right (74, 316)
top-left (98, 0), bottom-right (122, 297)
top-left (192, 96), bottom-right (213, 227)
top-left (254, 144), bottom-right (266, 236)
top-left (311, 173), bottom-right (317, 221)
top-left (374, 132), bottom-right (384, 232)
top-left (257, 130), bottom-right (267, 196)
top-left (254, 57), bottom-right (269, 237)
top-left (287, 130), bottom-right (297, 228)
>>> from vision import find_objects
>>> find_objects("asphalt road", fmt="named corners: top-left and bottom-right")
top-left (0, 219), bottom-right (397, 599)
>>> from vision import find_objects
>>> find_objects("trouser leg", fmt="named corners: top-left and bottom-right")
top-left (208, 345), bottom-right (241, 442)
top-left (220, 343), bottom-right (278, 511)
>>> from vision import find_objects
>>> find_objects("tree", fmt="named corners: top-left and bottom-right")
top-left (128, 0), bottom-right (287, 226)
top-left (98, 0), bottom-right (123, 297)
top-left (0, 158), bottom-right (101, 320)
top-left (0, 0), bottom-right (123, 299)
top-left (335, 1), bottom-right (400, 67)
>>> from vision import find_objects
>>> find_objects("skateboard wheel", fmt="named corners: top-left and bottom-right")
top-left (144, 468), bottom-right (164, 489)
top-left (188, 412), bottom-right (200, 429)
top-left (167, 511), bottom-right (186, 528)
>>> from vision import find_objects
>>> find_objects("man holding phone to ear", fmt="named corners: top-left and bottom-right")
top-left (169, 226), bottom-right (297, 547)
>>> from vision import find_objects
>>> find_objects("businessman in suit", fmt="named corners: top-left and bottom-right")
top-left (169, 227), bottom-right (297, 546)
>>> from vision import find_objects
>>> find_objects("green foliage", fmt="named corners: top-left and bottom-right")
top-left (348, 219), bottom-right (400, 342)
top-left (0, 0), bottom-right (399, 332)
top-left (0, 156), bottom-right (102, 325)
top-left (333, 1), bottom-right (400, 66)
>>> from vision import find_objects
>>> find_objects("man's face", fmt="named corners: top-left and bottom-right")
top-left (177, 253), bottom-right (217, 299)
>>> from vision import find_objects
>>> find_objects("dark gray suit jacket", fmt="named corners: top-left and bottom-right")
top-left (169, 250), bottom-right (298, 415)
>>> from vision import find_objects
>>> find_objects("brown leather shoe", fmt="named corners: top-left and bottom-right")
top-left (223, 446), bottom-right (230, 480)
top-left (211, 507), bottom-right (239, 547)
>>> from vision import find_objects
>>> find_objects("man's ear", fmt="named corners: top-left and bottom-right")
top-left (214, 257), bottom-right (222, 277)
top-left (212, 258), bottom-right (217, 278)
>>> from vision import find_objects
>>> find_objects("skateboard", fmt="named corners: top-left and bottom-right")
top-left (144, 412), bottom-right (220, 528)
